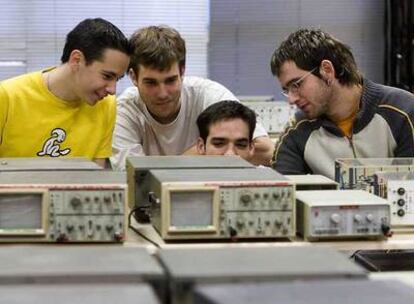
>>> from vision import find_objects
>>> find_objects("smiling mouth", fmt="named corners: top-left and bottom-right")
top-left (155, 100), bottom-right (172, 106)
top-left (92, 92), bottom-right (103, 100)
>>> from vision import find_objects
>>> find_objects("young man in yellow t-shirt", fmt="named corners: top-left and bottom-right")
top-left (0, 18), bottom-right (131, 167)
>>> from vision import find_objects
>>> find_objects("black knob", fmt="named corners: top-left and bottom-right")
top-left (381, 224), bottom-right (391, 236)
top-left (70, 196), bottom-right (81, 207)
top-left (397, 199), bottom-right (405, 207)
top-left (397, 188), bottom-right (406, 195)
top-left (56, 233), bottom-right (68, 243)
top-left (66, 224), bottom-right (74, 232)
top-left (113, 232), bottom-right (123, 242)
top-left (229, 226), bottom-right (238, 237)
top-left (240, 194), bottom-right (252, 204)
top-left (397, 209), bottom-right (405, 217)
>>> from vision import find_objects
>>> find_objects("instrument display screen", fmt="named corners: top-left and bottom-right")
top-left (170, 191), bottom-right (214, 228)
top-left (0, 193), bottom-right (44, 232)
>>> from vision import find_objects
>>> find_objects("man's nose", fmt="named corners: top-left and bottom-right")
top-left (105, 80), bottom-right (116, 95)
top-left (287, 91), bottom-right (299, 105)
top-left (157, 83), bottom-right (169, 99)
top-left (224, 145), bottom-right (237, 156)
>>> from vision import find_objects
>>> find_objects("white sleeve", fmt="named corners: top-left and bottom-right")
top-left (200, 79), bottom-right (239, 108)
top-left (110, 87), bottom-right (145, 171)
top-left (253, 118), bottom-right (269, 139)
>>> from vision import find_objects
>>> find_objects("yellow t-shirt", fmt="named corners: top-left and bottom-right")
top-left (0, 69), bottom-right (116, 159)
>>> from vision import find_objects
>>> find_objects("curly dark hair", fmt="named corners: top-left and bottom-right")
top-left (270, 28), bottom-right (362, 86)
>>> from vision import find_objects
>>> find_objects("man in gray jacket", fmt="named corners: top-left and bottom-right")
top-left (270, 28), bottom-right (414, 179)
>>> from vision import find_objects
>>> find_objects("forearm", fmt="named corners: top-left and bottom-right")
top-left (272, 141), bottom-right (309, 175)
top-left (182, 144), bottom-right (199, 155)
top-left (93, 158), bottom-right (108, 169)
top-left (251, 136), bottom-right (274, 166)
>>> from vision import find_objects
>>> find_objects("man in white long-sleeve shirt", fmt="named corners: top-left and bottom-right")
top-left (110, 25), bottom-right (273, 170)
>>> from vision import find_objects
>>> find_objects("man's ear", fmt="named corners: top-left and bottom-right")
top-left (129, 68), bottom-right (138, 86)
top-left (196, 137), bottom-right (206, 155)
top-left (179, 65), bottom-right (185, 77)
top-left (319, 59), bottom-right (336, 82)
top-left (248, 141), bottom-right (255, 160)
top-left (68, 50), bottom-right (84, 70)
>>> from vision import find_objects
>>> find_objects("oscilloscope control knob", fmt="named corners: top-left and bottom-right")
top-left (397, 209), bottom-right (405, 217)
top-left (240, 193), bottom-right (252, 204)
top-left (285, 189), bottom-right (291, 198)
top-left (228, 226), bottom-right (238, 237)
top-left (366, 214), bottom-right (374, 222)
top-left (66, 224), bottom-right (74, 232)
top-left (397, 187), bottom-right (406, 196)
top-left (330, 213), bottom-right (341, 224)
top-left (274, 220), bottom-right (282, 228)
top-left (114, 232), bottom-right (124, 242)
top-left (70, 196), bottom-right (82, 208)
top-left (397, 199), bottom-right (405, 207)
top-left (353, 214), bottom-right (362, 223)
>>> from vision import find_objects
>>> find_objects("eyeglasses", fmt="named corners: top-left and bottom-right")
top-left (281, 67), bottom-right (317, 98)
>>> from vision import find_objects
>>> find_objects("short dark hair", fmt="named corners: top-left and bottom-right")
top-left (197, 100), bottom-right (256, 143)
top-left (129, 25), bottom-right (186, 73)
top-left (270, 28), bottom-right (362, 86)
top-left (61, 18), bottom-right (131, 65)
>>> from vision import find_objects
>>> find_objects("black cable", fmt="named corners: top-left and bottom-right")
top-left (127, 207), bottom-right (161, 248)
top-left (128, 225), bottom-right (161, 248)
top-left (127, 205), bottom-right (150, 227)
top-left (349, 249), bottom-right (361, 259)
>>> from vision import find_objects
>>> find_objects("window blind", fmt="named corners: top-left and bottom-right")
top-left (0, 0), bottom-right (209, 95)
